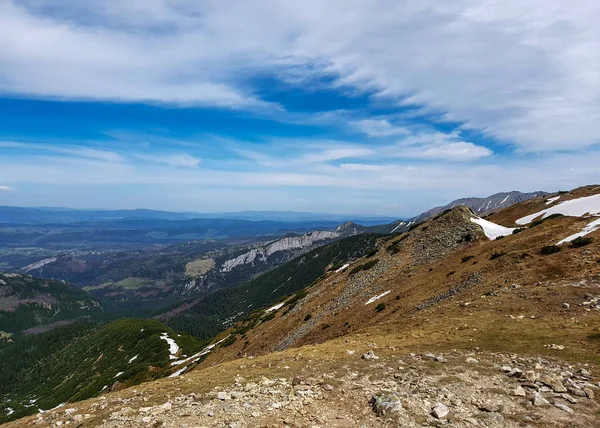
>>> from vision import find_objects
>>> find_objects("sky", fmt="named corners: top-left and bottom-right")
top-left (0, 0), bottom-right (599, 217)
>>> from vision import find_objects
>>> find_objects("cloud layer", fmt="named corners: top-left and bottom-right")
top-left (1, 1), bottom-right (600, 152)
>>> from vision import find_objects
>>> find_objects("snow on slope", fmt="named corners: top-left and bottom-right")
top-left (557, 218), bottom-right (600, 245)
top-left (265, 302), bottom-right (285, 313)
top-left (160, 333), bottom-right (180, 360)
top-left (516, 194), bottom-right (600, 225)
top-left (545, 196), bottom-right (560, 205)
top-left (168, 336), bottom-right (231, 377)
top-left (365, 290), bottom-right (391, 305)
top-left (335, 263), bottom-right (350, 273)
top-left (470, 217), bottom-right (516, 240)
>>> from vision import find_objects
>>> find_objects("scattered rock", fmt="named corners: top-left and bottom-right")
top-left (362, 350), bottom-right (379, 360)
top-left (539, 375), bottom-right (567, 393)
top-left (532, 392), bottom-right (550, 406)
top-left (424, 353), bottom-right (448, 363)
top-left (432, 402), bottom-right (449, 419)
top-left (465, 357), bottom-right (479, 364)
top-left (216, 392), bottom-right (230, 401)
top-left (513, 386), bottom-right (527, 397)
top-left (370, 393), bottom-right (403, 416)
top-left (554, 402), bottom-right (574, 414)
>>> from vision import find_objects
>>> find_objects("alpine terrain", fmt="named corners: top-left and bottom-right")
top-left (2, 185), bottom-right (600, 427)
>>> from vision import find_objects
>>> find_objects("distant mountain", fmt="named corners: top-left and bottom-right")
top-left (0, 206), bottom-right (394, 226)
top-left (374, 190), bottom-right (547, 234)
top-left (412, 190), bottom-right (548, 222)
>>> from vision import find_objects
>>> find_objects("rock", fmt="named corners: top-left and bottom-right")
top-left (465, 357), bottom-right (479, 364)
top-left (292, 376), bottom-right (302, 386)
top-left (216, 391), bottom-right (230, 400)
top-left (362, 350), bottom-right (379, 360)
top-left (577, 369), bottom-right (592, 379)
top-left (562, 303), bottom-right (570, 309)
top-left (523, 370), bottom-right (539, 382)
top-left (424, 353), bottom-right (447, 363)
top-left (554, 402), bottom-right (574, 414)
top-left (532, 392), bottom-right (550, 406)
top-left (479, 401), bottom-right (502, 413)
top-left (545, 344), bottom-right (565, 350)
top-left (583, 388), bottom-right (595, 399)
top-left (500, 366), bottom-right (512, 373)
top-left (568, 387), bottom-right (587, 397)
top-left (432, 402), bottom-right (449, 419)
top-left (370, 393), bottom-right (403, 416)
top-left (513, 386), bottom-right (527, 397)
top-left (72, 415), bottom-right (83, 422)
top-left (507, 368), bottom-right (523, 378)
top-left (539, 375), bottom-right (567, 393)
top-left (142, 417), bottom-right (152, 423)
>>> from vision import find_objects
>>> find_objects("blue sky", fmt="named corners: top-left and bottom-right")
top-left (0, 1), bottom-right (599, 217)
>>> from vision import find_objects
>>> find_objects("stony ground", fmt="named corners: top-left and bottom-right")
top-left (20, 349), bottom-right (599, 428)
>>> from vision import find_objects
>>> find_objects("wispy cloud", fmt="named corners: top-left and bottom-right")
top-left (135, 153), bottom-right (201, 168)
top-left (0, 141), bottom-right (125, 162)
top-left (0, 185), bottom-right (16, 192)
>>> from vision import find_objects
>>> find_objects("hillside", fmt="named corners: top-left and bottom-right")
top-left (0, 319), bottom-right (208, 424)
top-left (159, 233), bottom-right (381, 338)
top-left (5, 185), bottom-right (600, 427)
top-left (0, 273), bottom-right (101, 335)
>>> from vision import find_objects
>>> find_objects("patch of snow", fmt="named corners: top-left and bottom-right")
top-left (6, 407), bottom-right (14, 416)
top-left (516, 194), bottom-right (600, 225)
top-left (500, 194), bottom-right (510, 205)
top-left (335, 263), bottom-right (350, 273)
top-left (557, 218), bottom-right (600, 245)
top-left (128, 355), bottom-right (138, 364)
top-left (265, 302), bottom-right (284, 314)
top-left (168, 366), bottom-right (188, 378)
top-left (365, 290), bottom-right (391, 305)
top-left (470, 217), bottom-right (516, 240)
top-left (160, 333), bottom-right (180, 360)
top-left (390, 222), bottom-right (405, 233)
top-left (545, 196), bottom-right (560, 205)
top-left (114, 371), bottom-right (124, 378)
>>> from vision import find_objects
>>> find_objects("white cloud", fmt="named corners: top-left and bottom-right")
top-left (1, 1), bottom-right (599, 152)
top-left (135, 153), bottom-right (201, 168)
top-left (350, 119), bottom-right (409, 137)
top-left (396, 142), bottom-right (493, 161)
top-left (0, 185), bottom-right (16, 192)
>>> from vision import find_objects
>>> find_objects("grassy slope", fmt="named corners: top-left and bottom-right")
top-left (200, 192), bottom-right (600, 370)
top-left (0, 318), bottom-right (206, 424)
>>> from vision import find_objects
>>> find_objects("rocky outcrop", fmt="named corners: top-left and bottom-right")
top-left (220, 231), bottom-right (340, 272)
